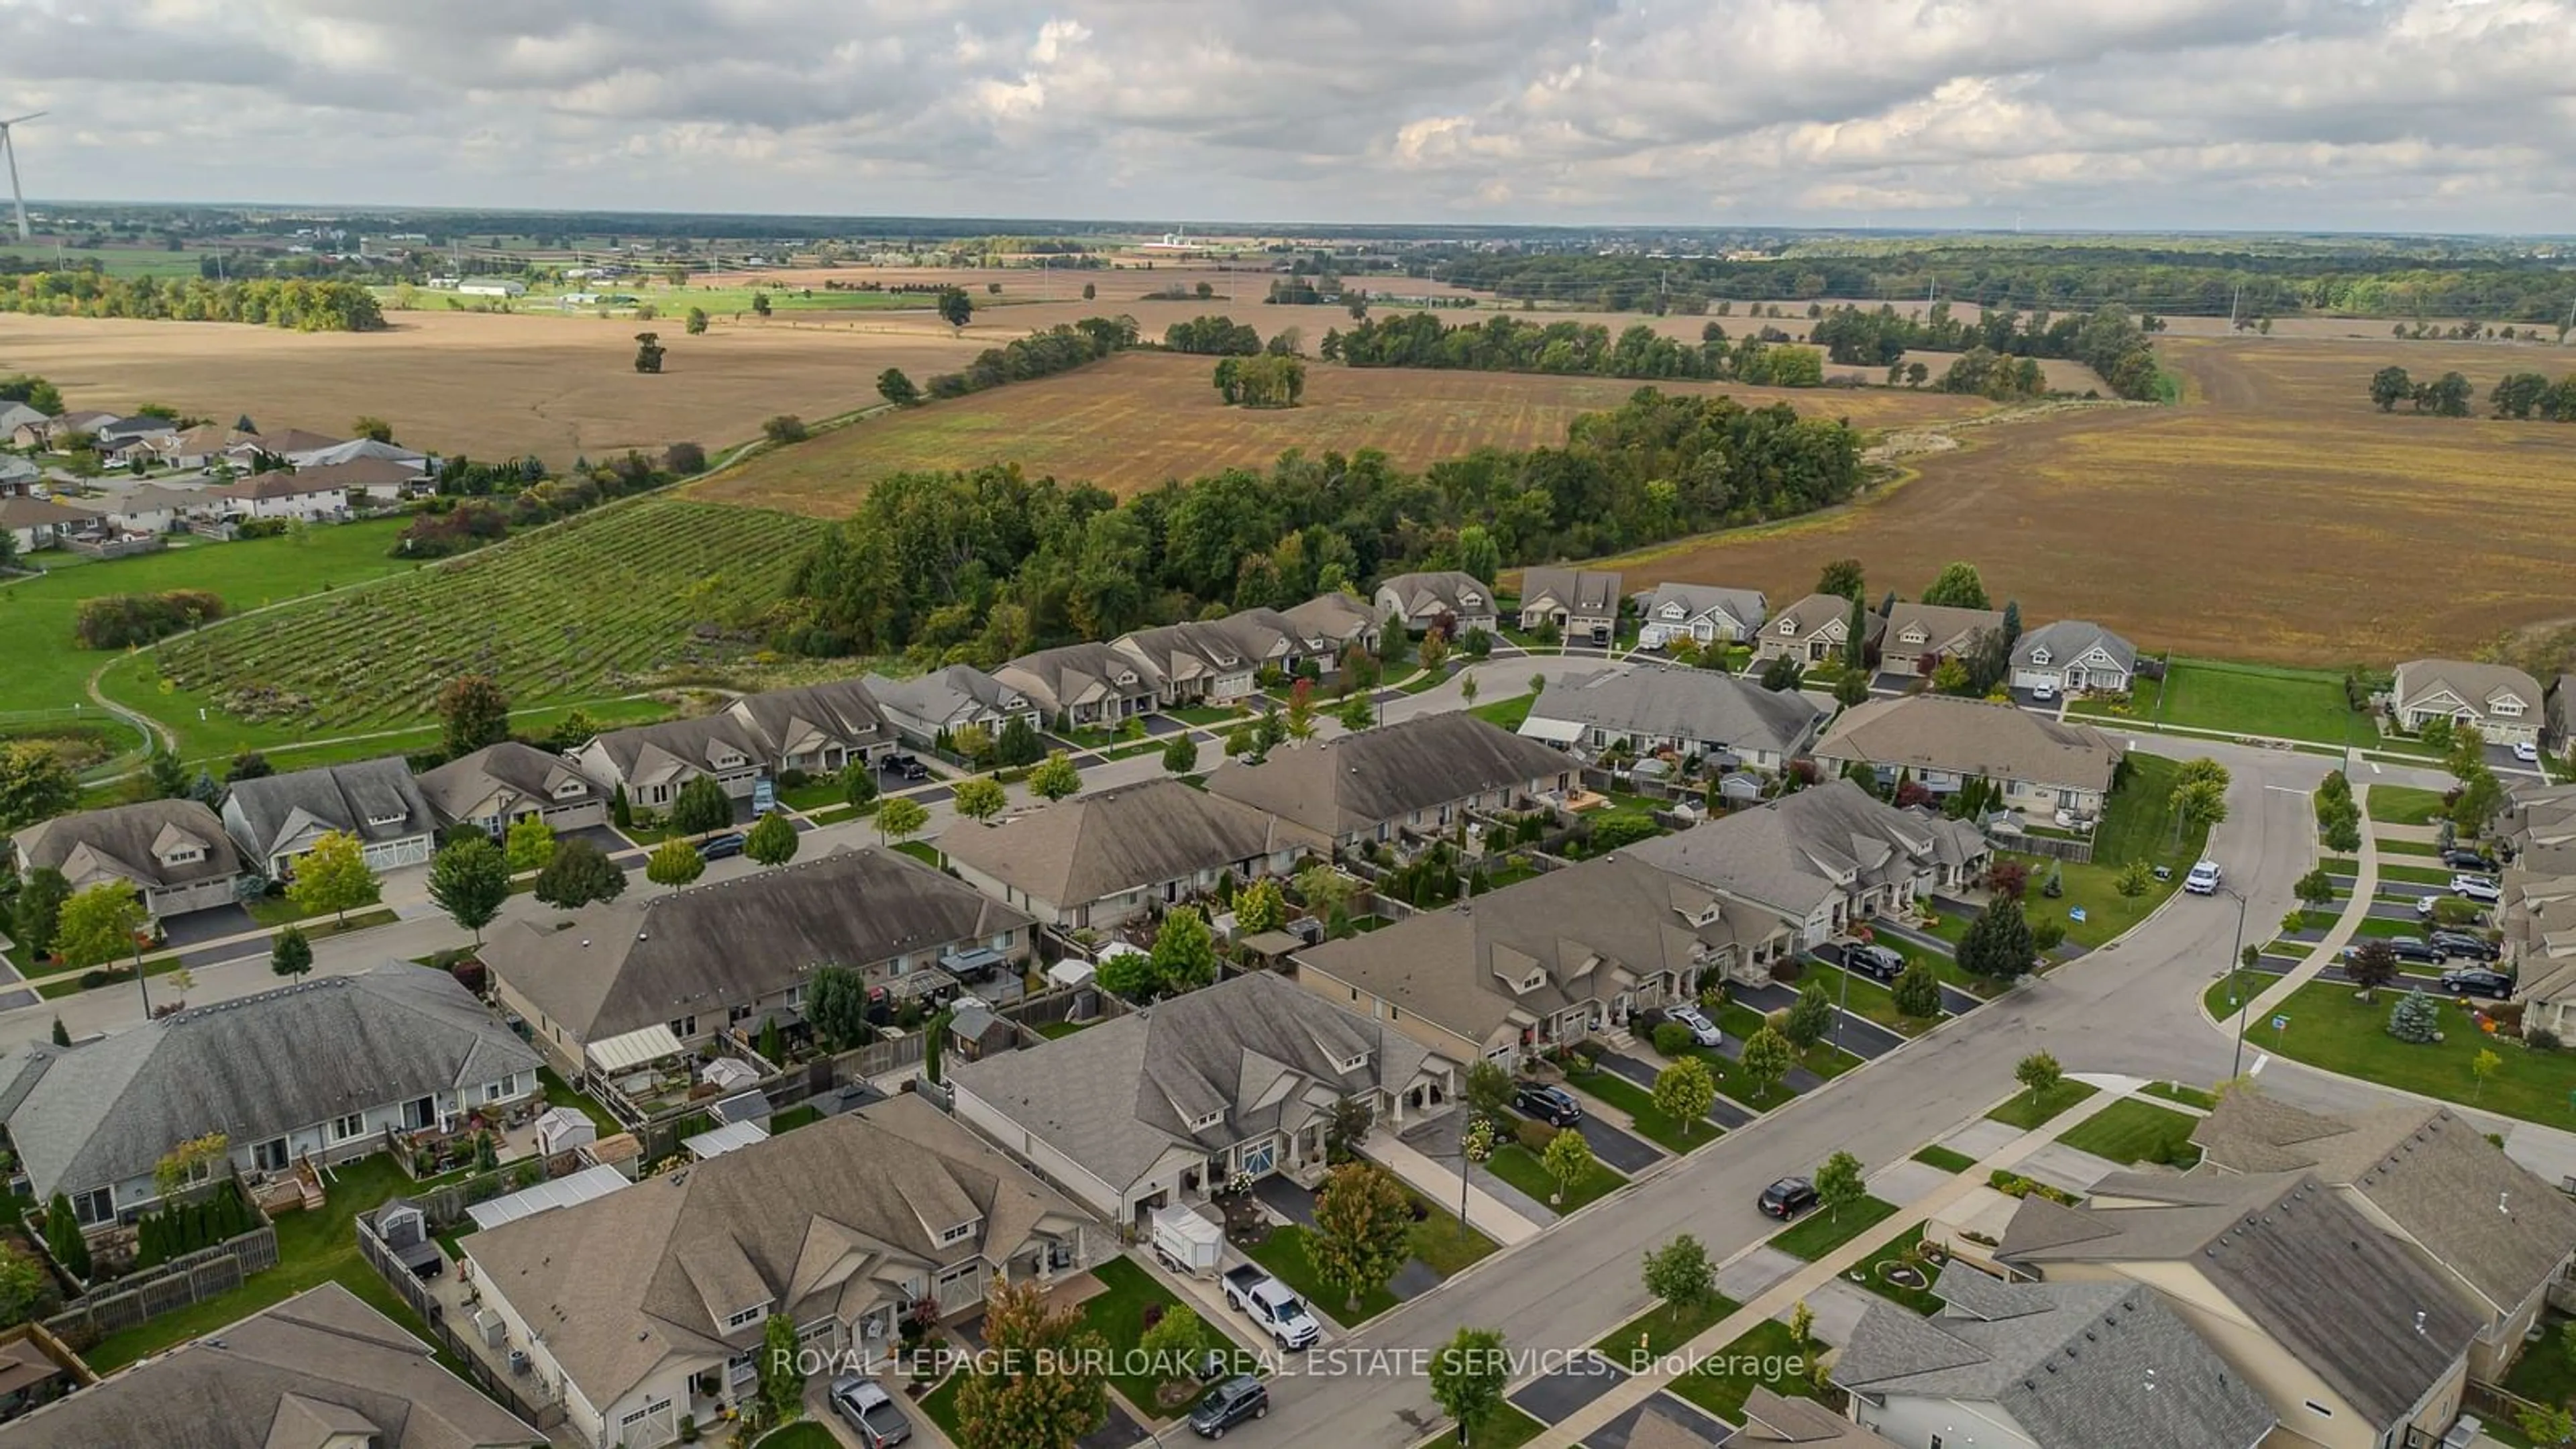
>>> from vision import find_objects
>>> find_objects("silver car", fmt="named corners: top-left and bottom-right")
top-left (1665, 1004), bottom-right (1725, 1048)
top-left (831, 1375), bottom-right (912, 1448)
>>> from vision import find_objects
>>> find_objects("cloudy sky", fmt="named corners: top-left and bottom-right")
top-left (5, 0), bottom-right (2573, 231)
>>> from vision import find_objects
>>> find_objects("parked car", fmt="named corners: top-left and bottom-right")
top-left (829, 1376), bottom-right (913, 1448)
top-left (2029, 681), bottom-right (2057, 703)
top-left (1665, 1004), bottom-right (1725, 1047)
top-left (2184, 860), bottom-right (2222, 896)
top-left (1190, 1375), bottom-right (1271, 1439)
top-left (1844, 943), bottom-right (1907, 981)
top-left (1222, 1265), bottom-right (1320, 1350)
top-left (2451, 874), bottom-right (2503, 904)
top-left (1758, 1176), bottom-right (1819, 1220)
top-left (2514, 740), bottom-right (2542, 764)
top-left (699, 833), bottom-right (747, 861)
top-left (2355, 936), bottom-right (2444, 965)
top-left (883, 752), bottom-right (931, 781)
top-left (2439, 967), bottom-right (2515, 1000)
top-left (1515, 1083), bottom-right (1584, 1127)
top-left (2443, 849), bottom-right (2499, 873)
top-left (2430, 930), bottom-right (2501, 962)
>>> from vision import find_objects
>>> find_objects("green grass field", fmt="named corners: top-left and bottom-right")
top-left (1668, 1320), bottom-right (1825, 1424)
top-left (2094, 658), bottom-right (2361, 745)
top-left (1911, 1144), bottom-right (1978, 1173)
top-left (1487, 1140), bottom-right (1626, 1213)
top-left (0, 244), bottom-right (226, 279)
top-left (2245, 982), bottom-right (2570, 1126)
top-left (1570, 1062), bottom-right (1722, 1155)
top-left (2054, 1097), bottom-right (2201, 1166)
top-left (2000, 752), bottom-right (2215, 949)
top-left (2367, 784), bottom-right (2451, 826)
top-left (1986, 1080), bottom-right (2100, 1130)
top-left (1770, 1195), bottom-right (1898, 1260)
top-left (1593, 1291), bottom-right (1742, 1368)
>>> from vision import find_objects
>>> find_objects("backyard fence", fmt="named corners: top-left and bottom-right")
top-left (42, 1225), bottom-right (278, 1345)
top-left (1992, 831), bottom-right (2095, 866)
top-left (354, 1210), bottom-right (566, 1430)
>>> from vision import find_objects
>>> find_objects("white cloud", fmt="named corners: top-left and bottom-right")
top-left (0, 0), bottom-right (2569, 227)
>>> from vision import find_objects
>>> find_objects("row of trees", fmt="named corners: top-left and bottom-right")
top-left (1322, 310), bottom-right (1829, 388)
top-left (1212, 353), bottom-right (1305, 407)
top-left (0, 272), bottom-right (385, 331)
top-left (776, 387), bottom-right (1864, 663)
top-left (922, 316), bottom-right (1141, 400)
top-left (2369, 365), bottom-right (2576, 421)
top-left (1163, 315), bottom-right (1264, 354)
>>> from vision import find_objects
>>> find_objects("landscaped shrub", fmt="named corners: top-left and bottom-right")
top-left (2387, 991), bottom-right (2443, 1044)
top-left (1652, 1022), bottom-right (1695, 1059)
top-left (72, 590), bottom-right (226, 649)
top-left (1586, 816), bottom-right (1664, 853)
top-left (133, 1180), bottom-right (258, 1269)
top-left (1513, 1117), bottom-right (1558, 1153)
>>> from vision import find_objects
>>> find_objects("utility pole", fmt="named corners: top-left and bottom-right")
top-left (2227, 282), bottom-right (2243, 331)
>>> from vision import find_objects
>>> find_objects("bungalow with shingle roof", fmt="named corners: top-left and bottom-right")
top-left (942, 777), bottom-right (1309, 928)
top-left (2008, 621), bottom-right (2137, 696)
top-left (1519, 663), bottom-right (1827, 773)
top-left (994, 641), bottom-right (1161, 727)
top-left (1281, 590), bottom-right (1383, 659)
top-left (1753, 592), bottom-right (1884, 667)
top-left (1813, 694), bottom-right (2123, 818)
top-left (1371, 570), bottom-right (1497, 637)
top-left (417, 741), bottom-right (609, 837)
top-left (862, 664), bottom-right (1039, 744)
top-left (1205, 711), bottom-right (1574, 855)
top-left (1880, 600), bottom-right (2006, 676)
top-left (573, 710), bottom-right (770, 810)
top-left (221, 755), bottom-right (437, 877)
top-left (9, 798), bottom-right (246, 920)
top-left (1517, 566), bottom-right (1622, 643)
top-left (2390, 657), bottom-right (2546, 747)
top-left (1633, 580), bottom-right (1768, 651)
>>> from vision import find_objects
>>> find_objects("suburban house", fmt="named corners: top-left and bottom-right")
top-left (0, 401), bottom-right (46, 439)
top-left (1111, 621), bottom-right (1260, 705)
top-left (1281, 590), bottom-right (1384, 657)
top-left (224, 427), bottom-right (350, 464)
top-left (1373, 570), bottom-right (1497, 637)
top-left (484, 847), bottom-right (1033, 1075)
top-left (148, 422), bottom-right (255, 469)
top-left (1205, 712), bottom-right (1576, 855)
top-left (1997, 1171), bottom-right (2480, 1449)
top-left (1516, 663), bottom-right (1828, 773)
top-left (466, 1097), bottom-right (1090, 1449)
top-left (2008, 621), bottom-right (2137, 696)
top-left (0, 492), bottom-right (101, 553)
top-left (724, 677), bottom-right (892, 777)
top-left (204, 470), bottom-right (368, 523)
top-left (2, 964), bottom-right (541, 1227)
top-left (0, 451), bottom-right (34, 490)
top-left (1753, 592), bottom-right (1885, 666)
top-left (2389, 658), bottom-right (2545, 747)
top-left (995, 641), bottom-right (1161, 727)
top-left (2551, 674), bottom-right (2576, 759)
top-left (862, 663), bottom-right (1039, 745)
top-left (1834, 1267), bottom-right (2275, 1449)
top-left (1634, 581), bottom-right (1769, 651)
top-left (223, 755), bottom-right (439, 877)
top-left (1880, 602), bottom-right (2006, 676)
top-left (573, 711), bottom-right (771, 809)
top-left (417, 741), bottom-right (610, 837)
top-left (287, 454), bottom-right (427, 503)
top-left (289, 435), bottom-right (434, 471)
top-left (0, 1282), bottom-right (547, 1448)
top-left (951, 971), bottom-right (1447, 1225)
top-left (95, 482), bottom-right (211, 535)
top-left (8, 798), bottom-right (246, 921)
top-left (1732, 1389), bottom-right (1896, 1448)
top-left (942, 777), bottom-right (1307, 928)
top-left (1294, 852), bottom-right (1792, 1068)
top-left (23, 409), bottom-right (119, 447)
top-left (1624, 781), bottom-right (1991, 949)
top-left (2504, 782), bottom-right (2576, 1034)
top-left (1813, 695), bottom-right (2123, 820)
top-left (1517, 566), bottom-right (1623, 643)
top-left (2190, 1091), bottom-right (2576, 1381)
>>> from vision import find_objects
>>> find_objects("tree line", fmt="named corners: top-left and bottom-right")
top-left (2369, 365), bottom-right (2576, 421)
top-left (773, 387), bottom-right (1864, 663)
top-left (1811, 303), bottom-right (2165, 400)
top-left (0, 271), bottom-right (385, 331)
top-left (919, 316), bottom-right (1141, 400)
top-left (1320, 311), bottom-right (1829, 387)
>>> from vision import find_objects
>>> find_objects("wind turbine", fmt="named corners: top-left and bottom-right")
top-left (0, 112), bottom-right (42, 243)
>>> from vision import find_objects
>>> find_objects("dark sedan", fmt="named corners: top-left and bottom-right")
top-left (2440, 968), bottom-right (2514, 1000)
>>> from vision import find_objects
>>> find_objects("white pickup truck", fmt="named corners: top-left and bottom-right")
top-left (1223, 1264), bottom-right (1321, 1350)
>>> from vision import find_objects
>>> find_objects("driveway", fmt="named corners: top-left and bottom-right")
top-left (1570, 1112), bottom-right (1664, 1176)
top-left (1593, 1049), bottom-right (1754, 1129)
top-left (160, 903), bottom-right (256, 947)
top-left (1254, 1175), bottom-right (1317, 1228)
top-left (1509, 1358), bottom-right (1628, 1426)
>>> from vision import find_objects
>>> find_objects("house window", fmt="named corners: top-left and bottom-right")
top-left (669, 1015), bottom-right (698, 1038)
top-left (484, 1081), bottom-right (506, 1104)
top-left (331, 1112), bottom-right (366, 1142)
top-left (72, 1187), bottom-right (111, 1225)
top-left (1189, 1110), bottom-right (1224, 1131)
top-left (724, 1305), bottom-right (768, 1330)
top-left (938, 1219), bottom-right (980, 1246)
top-left (160, 847), bottom-right (201, 866)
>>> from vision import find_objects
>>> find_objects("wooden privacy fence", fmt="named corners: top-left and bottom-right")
top-left (42, 1226), bottom-right (278, 1344)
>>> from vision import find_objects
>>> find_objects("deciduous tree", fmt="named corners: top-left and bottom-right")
top-left (1311, 1161), bottom-right (1413, 1310)
top-left (1737, 1024), bottom-right (1793, 1103)
top-left (955, 1278), bottom-right (1108, 1449)
top-left (1542, 1128), bottom-right (1595, 1204)
top-left (875, 796), bottom-right (930, 847)
top-left (54, 882), bottom-right (146, 971)
top-left (1161, 734), bottom-right (1197, 773)
top-left (1783, 981), bottom-right (1835, 1051)
top-left (1028, 751), bottom-right (1081, 802)
top-left (2346, 939), bottom-right (2398, 1002)
top-left (1815, 1149), bottom-right (1866, 1221)
top-left (1641, 1233), bottom-right (1714, 1328)
top-left (287, 830), bottom-right (379, 926)
top-left (877, 368), bottom-right (920, 407)
top-left (744, 810), bottom-right (798, 866)
top-left (15, 868), bottom-right (68, 960)
top-left (936, 287), bottom-right (975, 335)
top-left (1652, 1057), bottom-right (1716, 1135)
top-left (645, 836), bottom-right (705, 888)
top-left (0, 743), bottom-right (78, 833)
top-left (427, 835), bottom-right (509, 943)
top-left (1816, 558), bottom-right (1864, 602)
top-left (1234, 877), bottom-right (1287, 934)
top-left (668, 776), bottom-right (733, 837)
top-left (1429, 1327), bottom-right (1509, 1446)
top-left (1149, 906), bottom-right (1219, 996)
top-left (1920, 562), bottom-right (1989, 609)
top-left (503, 814), bottom-right (556, 873)
top-left (2015, 1050), bottom-right (2063, 1105)
top-left (533, 837), bottom-right (625, 908)
top-left (1892, 959), bottom-right (1943, 1019)
top-left (953, 777), bottom-right (1008, 824)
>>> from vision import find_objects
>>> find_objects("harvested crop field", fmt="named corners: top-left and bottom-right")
top-left (694, 350), bottom-right (1992, 515)
top-left (0, 310), bottom-right (985, 460)
top-left (1589, 335), bottom-right (2576, 664)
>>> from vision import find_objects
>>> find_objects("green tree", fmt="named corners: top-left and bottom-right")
top-left (1429, 1327), bottom-right (1509, 1447)
top-left (435, 676), bottom-right (510, 759)
top-left (2114, 859), bottom-right (2155, 912)
top-left (42, 1195), bottom-right (89, 1281)
top-left (1652, 1056), bottom-right (1716, 1136)
top-left (2015, 1050), bottom-right (2063, 1105)
top-left (684, 306), bottom-right (708, 335)
top-left (0, 743), bottom-right (78, 832)
top-left (2293, 867), bottom-right (2336, 909)
top-left (953, 776), bottom-right (1008, 824)
top-left (1920, 561), bottom-right (1989, 609)
top-left (1759, 655), bottom-right (1805, 692)
top-left (427, 835), bottom-right (508, 943)
top-left (1338, 694), bottom-right (1375, 732)
top-left (15, 867), bottom-right (69, 959)
top-left (270, 922), bottom-right (315, 981)
top-left (877, 367), bottom-right (920, 407)
top-left (875, 796), bottom-right (930, 847)
top-left (287, 830), bottom-right (380, 926)
top-left (1161, 733), bottom-right (1198, 773)
top-left (955, 1277), bottom-right (1108, 1449)
top-left (2390, 990), bottom-right (2442, 1043)
top-left (1816, 558), bottom-right (1864, 602)
top-left (1150, 906), bottom-right (1219, 996)
top-left (1028, 750), bottom-right (1081, 802)
top-left (936, 286), bottom-right (975, 335)
top-left (1892, 959), bottom-right (1943, 1019)
top-left (146, 747), bottom-right (188, 800)
top-left (996, 714), bottom-right (1043, 767)
top-left (1135, 1305), bottom-right (1206, 1391)
top-left (1842, 594), bottom-right (1868, 670)
top-left (806, 965), bottom-right (869, 1049)
top-left (1310, 1161), bottom-right (1413, 1310)
top-left (1958, 898), bottom-right (2036, 980)
top-left (533, 837), bottom-right (625, 908)
top-left (2345, 938), bottom-right (2398, 1002)
top-left (1456, 525), bottom-right (1501, 586)
top-left (668, 776), bottom-right (733, 837)
top-left (1464, 1059), bottom-right (1515, 1123)
top-left (53, 881), bottom-right (146, 971)
top-left (2473, 1046), bottom-right (2504, 1102)
top-left (2170, 775), bottom-right (2229, 845)
top-left (839, 760), bottom-right (879, 812)
top-left (2369, 364), bottom-right (2414, 411)
top-left (1235, 877), bottom-right (1287, 934)
top-left (1542, 1126), bottom-right (1595, 1205)
top-left (751, 291), bottom-right (772, 317)
top-left (350, 415), bottom-right (394, 443)
top-left (744, 810), bottom-right (798, 866)
top-left (758, 1312), bottom-right (805, 1425)
top-left (632, 331), bottom-right (665, 374)
top-left (1640, 1233), bottom-right (1714, 1329)
top-left (1814, 1149), bottom-right (1866, 1222)
top-left (1737, 1024), bottom-right (1794, 1103)
top-left (1783, 981), bottom-right (1835, 1051)
top-left (503, 814), bottom-right (556, 874)
top-left (646, 836), bottom-right (705, 888)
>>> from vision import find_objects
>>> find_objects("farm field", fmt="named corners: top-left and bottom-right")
top-left (0, 309), bottom-right (986, 460)
top-left (694, 350), bottom-right (1994, 515)
top-left (0, 243), bottom-right (225, 279)
top-left (127, 498), bottom-right (827, 758)
top-left (1585, 335), bottom-right (2576, 664)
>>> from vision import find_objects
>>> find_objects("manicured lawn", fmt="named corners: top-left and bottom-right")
top-left (1986, 1081), bottom-right (2100, 1131)
top-left (1805, 965), bottom-right (1931, 1036)
top-left (1911, 1144), bottom-right (1978, 1174)
top-left (1034, 1019), bottom-right (1090, 1039)
top-left (755, 1426), bottom-right (842, 1449)
top-left (1241, 1225), bottom-right (1397, 1326)
top-left (1081, 1256), bottom-right (1201, 1419)
top-left (2379, 837), bottom-right (2442, 857)
top-left (2139, 1081), bottom-right (2218, 1110)
top-left (1593, 1291), bottom-right (1742, 1369)
top-left (1770, 1195), bottom-right (1898, 1261)
top-left (1399, 665), bottom-right (1457, 696)
top-left (1486, 1141), bottom-right (1627, 1214)
top-left (1847, 1224), bottom-right (1945, 1316)
top-left (1714, 1001), bottom-right (1858, 1083)
top-left (2506, 1315), bottom-right (2576, 1409)
top-left (1416, 1403), bottom-right (1546, 1449)
top-left (1405, 1199), bottom-right (1502, 1279)
top-left (918, 1373), bottom-right (964, 1440)
top-left (892, 841), bottom-right (943, 867)
top-left (1165, 704), bottom-right (1243, 725)
top-left (2055, 1098), bottom-right (2201, 1167)
top-left (538, 1065), bottom-right (621, 1134)
top-left (1670, 1320), bottom-right (1825, 1424)
top-left (1468, 692), bottom-right (1535, 731)
top-left (2377, 862), bottom-right (2455, 886)
top-left (2249, 981), bottom-right (2576, 1127)
top-left (243, 898), bottom-right (398, 936)
top-left (2145, 659), bottom-right (2360, 746)
top-left (1570, 1063), bottom-right (1721, 1155)
top-left (2367, 785), bottom-right (2451, 826)
top-left (1994, 755), bottom-right (2217, 952)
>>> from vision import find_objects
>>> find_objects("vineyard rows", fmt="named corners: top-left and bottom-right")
top-left (154, 500), bottom-right (828, 733)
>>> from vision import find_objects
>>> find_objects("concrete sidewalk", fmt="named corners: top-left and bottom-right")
top-left (1370, 1128), bottom-right (1542, 1246)
top-left (2241, 779), bottom-right (2383, 1024)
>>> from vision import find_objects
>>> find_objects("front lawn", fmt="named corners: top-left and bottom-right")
top-left (2378, 837), bottom-right (2442, 857)
top-left (1570, 1063), bottom-right (1721, 1155)
top-left (1238, 1224), bottom-right (1395, 1326)
top-left (2249, 981), bottom-right (2576, 1127)
top-left (755, 1426), bottom-right (841, 1449)
top-left (2367, 785), bottom-right (2451, 826)
top-left (1805, 965), bottom-right (1931, 1036)
top-left (2377, 861), bottom-right (2455, 886)
top-left (1670, 1320), bottom-right (1828, 1424)
top-left (1847, 1224), bottom-right (1945, 1316)
top-left (2054, 1098), bottom-right (2201, 1167)
top-left (1714, 1002), bottom-right (1857, 1084)
top-left (1416, 1403), bottom-right (1546, 1449)
top-left (2141, 659), bottom-right (2361, 746)
top-left (1985, 1081), bottom-right (2100, 1131)
top-left (2139, 1080), bottom-right (2218, 1110)
top-left (1593, 1291), bottom-right (1743, 1368)
top-left (1486, 1140), bottom-right (1626, 1214)
top-left (1081, 1255), bottom-right (1203, 1420)
top-left (918, 1373), bottom-right (965, 1440)
top-left (1911, 1144), bottom-right (1978, 1174)
top-left (1468, 693), bottom-right (1536, 731)
top-left (1995, 753), bottom-right (2216, 952)
top-left (1770, 1195), bottom-right (1898, 1261)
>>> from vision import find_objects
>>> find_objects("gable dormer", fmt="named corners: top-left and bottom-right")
top-left (2028, 647), bottom-right (2051, 665)
top-left (1660, 602), bottom-right (1684, 619)
top-left (1461, 590), bottom-right (1485, 607)
top-left (1900, 625), bottom-right (1927, 645)
top-left (1776, 617), bottom-right (1797, 635)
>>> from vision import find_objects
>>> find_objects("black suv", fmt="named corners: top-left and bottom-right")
top-left (1839, 943), bottom-right (1907, 981)
top-left (2361, 936), bottom-right (2443, 965)
top-left (2440, 967), bottom-right (2514, 1000)
top-left (2443, 848), bottom-right (2500, 873)
top-left (1190, 1375), bottom-right (1269, 1439)
top-left (2430, 930), bottom-right (2500, 962)
top-left (1758, 1177), bottom-right (1819, 1220)
top-left (1515, 1083), bottom-right (1584, 1127)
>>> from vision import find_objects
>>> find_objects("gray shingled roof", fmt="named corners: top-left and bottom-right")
top-left (1520, 567), bottom-right (1623, 618)
top-left (1882, 601), bottom-right (2005, 657)
top-left (2010, 620), bottom-right (2137, 674)
top-left (1205, 712), bottom-right (1572, 839)
top-left (415, 741), bottom-right (602, 826)
top-left (861, 664), bottom-right (1031, 727)
top-left (1815, 695), bottom-right (2120, 793)
top-left (1524, 663), bottom-right (1826, 757)
top-left (939, 777), bottom-right (1301, 908)
top-left (1376, 571), bottom-right (1491, 621)
top-left (1768, 592), bottom-right (1884, 645)
top-left (0, 1281), bottom-right (545, 1448)
top-left (224, 755), bottom-right (433, 861)
top-left (1998, 1171), bottom-right (2480, 1428)
top-left (1834, 1268), bottom-right (2273, 1449)
top-left (1637, 581), bottom-right (1769, 634)
top-left (482, 846), bottom-right (1032, 1043)
top-left (726, 678), bottom-right (888, 759)
top-left (4, 964), bottom-right (541, 1202)
top-left (1727, 1388), bottom-right (1894, 1446)
top-left (996, 641), bottom-right (1159, 716)
top-left (2394, 657), bottom-right (2544, 717)
top-left (1281, 590), bottom-right (1379, 643)
top-left (10, 798), bottom-right (241, 893)
top-left (1625, 780), bottom-right (1986, 920)
top-left (582, 710), bottom-right (769, 789)
top-left (950, 972), bottom-right (1433, 1198)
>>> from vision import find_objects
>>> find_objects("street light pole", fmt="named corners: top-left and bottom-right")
top-left (2222, 885), bottom-right (2253, 1079)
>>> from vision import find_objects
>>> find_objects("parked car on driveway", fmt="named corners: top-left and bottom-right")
top-left (1190, 1375), bottom-right (1271, 1439)
top-left (2443, 849), bottom-right (2499, 873)
top-left (2440, 967), bottom-right (2515, 1000)
top-left (1664, 1004), bottom-right (1725, 1047)
top-left (2451, 874), bottom-right (2503, 904)
top-left (830, 1375), bottom-right (912, 1448)
top-left (2351, 936), bottom-right (2444, 966)
top-left (2029, 681), bottom-right (2057, 703)
top-left (2515, 740), bottom-right (2542, 764)
top-left (2430, 930), bottom-right (2500, 961)
top-left (1843, 943), bottom-right (1907, 981)
top-left (1516, 1083), bottom-right (1584, 1127)
top-left (698, 833), bottom-right (747, 861)
top-left (1759, 1176), bottom-right (1819, 1220)
top-left (2184, 860), bottom-right (2222, 896)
